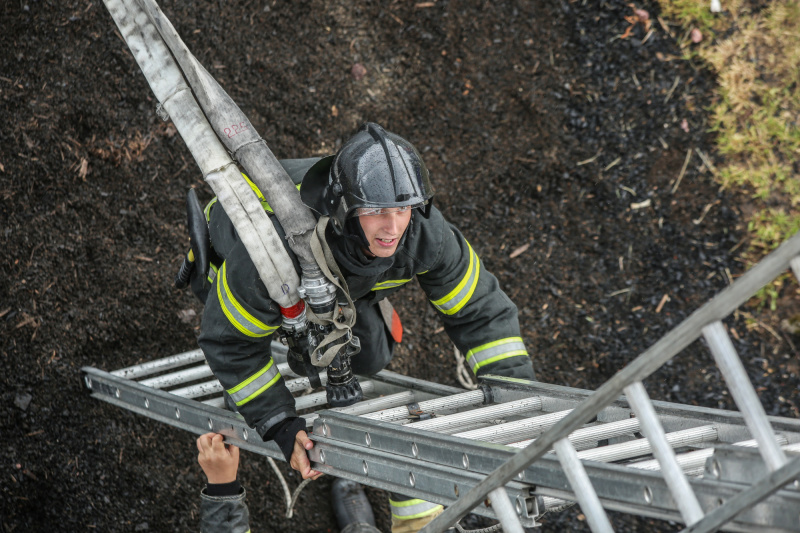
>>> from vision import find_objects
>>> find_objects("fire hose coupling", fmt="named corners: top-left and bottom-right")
top-left (298, 268), bottom-right (338, 315)
top-left (280, 300), bottom-right (307, 333)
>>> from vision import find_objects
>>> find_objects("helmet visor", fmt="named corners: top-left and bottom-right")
top-left (350, 202), bottom-right (427, 218)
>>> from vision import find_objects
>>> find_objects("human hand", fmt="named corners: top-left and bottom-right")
top-left (197, 432), bottom-right (240, 484)
top-left (289, 430), bottom-right (323, 480)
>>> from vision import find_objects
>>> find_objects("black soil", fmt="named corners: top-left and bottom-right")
top-left (2, 0), bottom-right (798, 531)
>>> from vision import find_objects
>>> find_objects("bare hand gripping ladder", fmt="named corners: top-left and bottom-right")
top-left (83, 233), bottom-right (800, 532)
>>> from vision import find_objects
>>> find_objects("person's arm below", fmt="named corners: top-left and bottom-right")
top-left (197, 433), bottom-right (251, 533)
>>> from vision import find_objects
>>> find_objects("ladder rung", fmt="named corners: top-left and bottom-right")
top-left (111, 348), bottom-right (206, 379)
top-left (625, 381), bottom-right (704, 524)
top-left (455, 409), bottom-right (573, 444)
top-left (405, 396), bottom-right (543, 434)
top-left (575, 425), bottom-right (718, 464)
top-left (360, 389), bottom-right (486, 422)
top-left (553, 438), bottom-right (614, 533)
top-left (703, 321), bottom-right (788, 471)
top-left (508, 417), bottom-right (641, 449)
top-left (628, 436), bottom-right (791, 473)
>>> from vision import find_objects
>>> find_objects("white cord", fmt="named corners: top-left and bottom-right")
top-left (454, 345), bottom-right (478, 390)
top-left (267, 457), bottom-right (293, 517)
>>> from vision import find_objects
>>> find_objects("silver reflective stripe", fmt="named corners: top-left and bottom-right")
top-left (466, 337), bottom-right (528, 372)
top-left (227, 359), bottom-right (282, 406)
top-left (372, 278), bottom-right (412, 291)
top-left (430, 241), bottom-right (480, 315)
top-left (389, 498), bottom-right (443, 519)
top-left (217, 262), bottom-right (278, 338)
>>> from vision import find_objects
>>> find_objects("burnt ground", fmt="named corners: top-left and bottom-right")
top-left (2, 0), bottom-right (799, 531)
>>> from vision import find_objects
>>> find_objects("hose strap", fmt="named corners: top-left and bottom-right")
top-left (306, 215), bottom-right (357, 367)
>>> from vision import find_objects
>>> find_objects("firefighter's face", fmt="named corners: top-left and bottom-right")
top-left (357, 207), bottom-right (412, 258)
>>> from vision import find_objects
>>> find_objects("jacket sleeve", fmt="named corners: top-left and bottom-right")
top-left (416, 211), bottom-right (535, 380)
top-left (198, 238), bottom-right (297, 439)
top-left (200, 487), bottom-right (251, 533)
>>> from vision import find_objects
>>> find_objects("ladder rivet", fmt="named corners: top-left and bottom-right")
top-left (319, 450), bottom-right (326, 464)
top-left (365, 432), bottom-right (371, 446)
top-left (643, 486), bottom-right (653, 504)
top-left (517, 471), bottom-right (524, 480)
top-left (207, 418), bottom-right (213, 429)
top-left (362, 461), bottom-right (369, 475)
top-left (515, 500), bottom-right (522, 515)
top-left (243, 429), bottom-right (248, 440)
top-left (175, 407), bottom-right (180, 419)
top-left (409, 472), bottom-right (416, 487)
top-left (454, 484), bottom-right (459, 497)
top-left (322, 423), bottom-right (329, 437)
top-left (144, 398), bottom-right (149, 409)
top-left (84, 376), bottom-right (92, 389)
top-left (462, 453), bottom-right (470, 469)
top-left (115, 388), bottom-right (120, 399)
top-left (411, 443), bottom-right (418, 457)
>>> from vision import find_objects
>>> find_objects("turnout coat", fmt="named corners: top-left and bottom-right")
top-left (197, 177), bottom-right (534, 441)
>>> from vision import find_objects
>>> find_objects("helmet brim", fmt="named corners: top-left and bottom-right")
top-left (299, 155), bottom-right (335, 216)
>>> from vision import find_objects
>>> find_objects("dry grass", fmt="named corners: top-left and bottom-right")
top-left (659, 0), bottom-right (800, 308)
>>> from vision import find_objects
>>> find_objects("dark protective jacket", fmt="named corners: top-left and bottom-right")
top-left (200, 487), bottom-right (250, 533)
top-left (197, 167), bottom-right (535, 440)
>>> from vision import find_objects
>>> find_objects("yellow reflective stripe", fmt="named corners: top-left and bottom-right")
top-left (466, 337), bottom-right (528, 372)
top-left (430, 241), bottom-right (480, 315)
top-left (372, 278), bottom-right (412, 291)
top-left (227, 359), bottom-right (282, 406)
top-left (207, 262), bottom-right (219, 284)
top-left (217, 262), bottom-right (278, 337)
top-left (204, 197), bottom-right (218, 222)
top-left (389, 498), bottom-right (443, 520)
top-left (241, 172), bottom-right (301, 213)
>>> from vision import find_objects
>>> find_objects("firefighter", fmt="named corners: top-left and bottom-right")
top-left (193, 122), bottom-right (536, 531)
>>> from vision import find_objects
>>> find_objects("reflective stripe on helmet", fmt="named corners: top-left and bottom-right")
top-left (372, 278), bottom-right (412, 291)
top-left (389, 498), bottom-right (443, 520)
top-left (227, 359), bottom-right (282, 406)
top-left (217, 262), bottom-right (279, 337)
top-left (430, 241), bottom-right (480, 315)
top-left (466, 337), bottom-right (528, 373)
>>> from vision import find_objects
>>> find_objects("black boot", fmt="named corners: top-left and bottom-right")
top-left (331, 478), bottom-right (377, 532)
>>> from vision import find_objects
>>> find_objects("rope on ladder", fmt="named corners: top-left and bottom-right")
top-left (454, 345), bottom-right (478, 390)
top-left (267, 457), bottom-right (312, 519)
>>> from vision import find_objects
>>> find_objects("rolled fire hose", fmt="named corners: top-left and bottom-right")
top-left (102, 0), bottom-right (300, 309)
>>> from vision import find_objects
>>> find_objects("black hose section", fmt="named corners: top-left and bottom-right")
top-left (174, 254), bottom-right (193, 289)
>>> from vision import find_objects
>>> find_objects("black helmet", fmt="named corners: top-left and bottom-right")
top-left (301, 123), bottom-right (434, 234)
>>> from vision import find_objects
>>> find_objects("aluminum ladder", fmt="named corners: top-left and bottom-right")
top-left (81, 232), bottom-right (800, 531)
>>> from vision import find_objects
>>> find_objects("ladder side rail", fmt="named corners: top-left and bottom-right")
top-left (681, 456), bottom-right (800, 533)
top-left (552, 438), bottom-right (614, 533)
top-left (82, 366), bottom-right (283, 457)
top-left (702, 321), bottom-right (788, 470)
top-left (421, 232), bottom-right (800, 533)
top-left (624, 381), bottom-right (704, 525)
